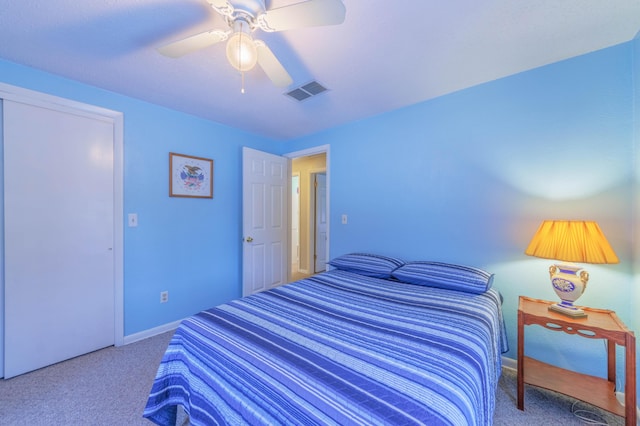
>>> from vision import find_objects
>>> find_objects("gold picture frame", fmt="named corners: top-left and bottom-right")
top-left (169, 152), bottom-right (214, 198)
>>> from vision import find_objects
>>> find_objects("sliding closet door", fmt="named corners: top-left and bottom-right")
top-left (0, 99), bottom-right (4, 377)
top-left (3, 99), bottom-right (115, 378)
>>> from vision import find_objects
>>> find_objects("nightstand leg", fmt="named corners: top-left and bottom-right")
top-left (517, 309), bottom-right (524, 410)
top-left (624, 333), bottom-right (636, 426)
top-left (606, 339), bottom-right (615, 383)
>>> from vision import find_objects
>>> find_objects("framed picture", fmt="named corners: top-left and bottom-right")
top-left (169, 152), bottom-right (214, 198)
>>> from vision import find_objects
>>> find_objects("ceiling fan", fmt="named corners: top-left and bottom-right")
top-left (158, 0), bottom-right (346, 89)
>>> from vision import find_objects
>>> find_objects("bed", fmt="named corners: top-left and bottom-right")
top-left (144, 254), bottom-right (508, 426)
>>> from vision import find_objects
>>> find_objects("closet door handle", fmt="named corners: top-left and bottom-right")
top-left (245, 237), bottom-right (253, 243)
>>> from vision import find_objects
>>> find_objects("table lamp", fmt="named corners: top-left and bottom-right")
top-left (524, 220), bottom-right (619, 317)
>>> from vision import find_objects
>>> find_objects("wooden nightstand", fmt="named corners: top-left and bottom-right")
top-left (517, 296), bottom-right (636, 425)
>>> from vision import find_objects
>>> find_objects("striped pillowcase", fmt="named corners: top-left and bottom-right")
top-left (392, 261), bottom-right (494, 294)
top-left (328, 253), bottom-right (405, 278)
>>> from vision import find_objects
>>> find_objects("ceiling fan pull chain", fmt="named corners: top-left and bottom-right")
top-left (239, 27), bottom-right (245, 94)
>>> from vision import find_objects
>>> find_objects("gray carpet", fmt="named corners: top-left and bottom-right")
top-left (0, 331), bottom-right (626, 425)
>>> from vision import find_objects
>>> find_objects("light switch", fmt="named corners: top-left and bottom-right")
top-left (128, 213), bottom-right (138, 227)
top-left (341, 214), bottom-right (348, 224)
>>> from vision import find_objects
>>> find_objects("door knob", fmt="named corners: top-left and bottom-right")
top-left (246, 237), bottom-right (253, 242)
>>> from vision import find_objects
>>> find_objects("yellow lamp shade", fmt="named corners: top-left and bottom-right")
top-left (525, 220), bottom-right (619, 264)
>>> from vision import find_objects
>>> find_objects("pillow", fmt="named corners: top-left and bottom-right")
top-left (391, 261), bottom-right (494, 294)
top-left (327, 253), bottom-right (405, 278)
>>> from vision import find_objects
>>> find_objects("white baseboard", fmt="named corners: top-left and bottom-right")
top-left (502, 356), bottom-right (517, 371)
top-left (121, 319), bottom-right (183, 345)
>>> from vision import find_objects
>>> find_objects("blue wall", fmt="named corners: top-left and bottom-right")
top-left (631, 33), bottom-right (640, 393)
top-left (0, 59), bottom-right (280, 335)
top-left (1, 36), bottom-right (638, 382)
top-left (288, 41), bottom-right (636, 378)
top-left (632, 33), bottom-right (640, 350)
top-left (634, 34), bottom-right (640, 348)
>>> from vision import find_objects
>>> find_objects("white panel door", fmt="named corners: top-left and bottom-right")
top-left (291, 175), bottom-right (300, 271)
top-left (3, 99), bottom-right (115, 378)
top-left (242, 147), bottom-right (288, 296)
top-left (314, 173), bottom-right (327, 273)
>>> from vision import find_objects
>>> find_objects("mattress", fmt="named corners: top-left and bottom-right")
top-left (144, 269), bottom-right (508, 425)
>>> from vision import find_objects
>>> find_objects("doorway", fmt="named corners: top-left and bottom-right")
top-left (289, 151), bottom-right (327, 281)
top-left (242, 145), bottom-right (329, 288)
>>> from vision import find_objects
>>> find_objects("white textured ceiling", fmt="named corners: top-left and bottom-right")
top-left (1, 0), bottom-right (639, 140)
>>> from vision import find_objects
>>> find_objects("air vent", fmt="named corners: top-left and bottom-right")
top-left (301, 81), bottom-right (327, 95)
top-left (285, 81), bottom-right (328, 102)
top-left (286, 88), bottom-right (312, 101)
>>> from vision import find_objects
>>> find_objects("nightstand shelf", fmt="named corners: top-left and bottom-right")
top-left (517, 296), bottom-right (636, 425)
top-left (523, 356), bottom-right (622, 416)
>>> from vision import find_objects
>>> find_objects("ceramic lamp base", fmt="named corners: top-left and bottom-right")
top-left (548, 263), bottom-right (589, 318)
top-left (549, 302), bottom-right (587, 318)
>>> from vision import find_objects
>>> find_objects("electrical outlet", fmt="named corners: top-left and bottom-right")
top-left (160, 291), bottom-right (168, 303)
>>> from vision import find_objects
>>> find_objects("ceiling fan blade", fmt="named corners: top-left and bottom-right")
top-left (157, 30), bottom-right (227, 58)
top-left (257, 0), bottom-right (346, 32)
top-left (255, 41), bottom-right (293, 87)
top-left (205, 0), bottom-right (234, 17)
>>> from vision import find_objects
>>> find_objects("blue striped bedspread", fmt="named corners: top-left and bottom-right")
top-left (144, 270), bottom-right (508, 426)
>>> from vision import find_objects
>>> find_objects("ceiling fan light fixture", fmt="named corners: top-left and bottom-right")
top-left (159, 0), bottom-right (347, 89)
top-left (226, 19), bottom-right (257, 72)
